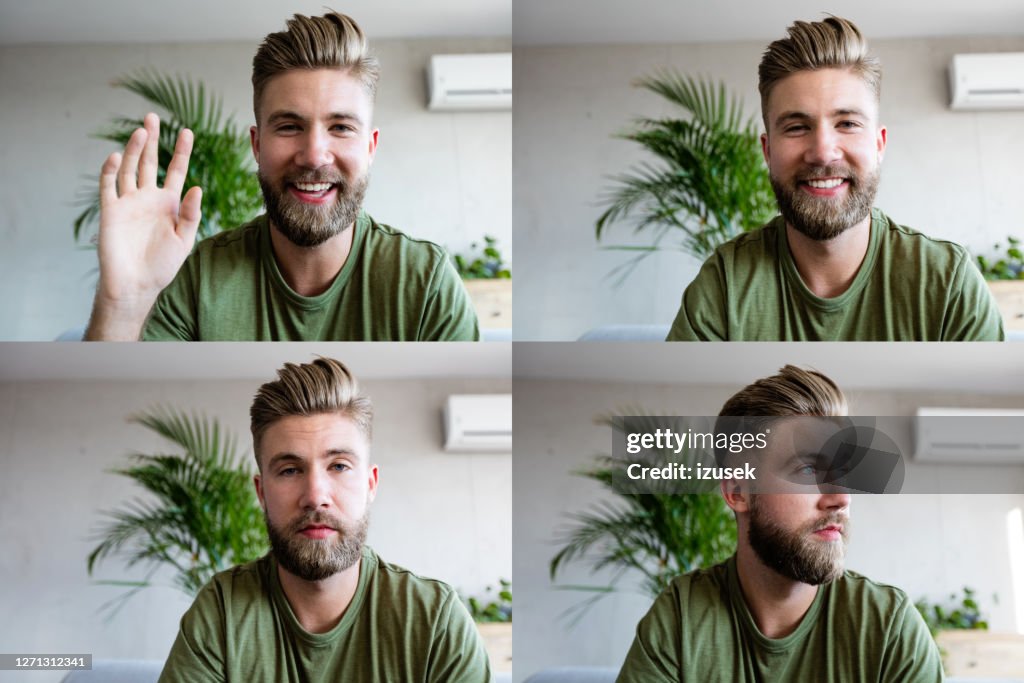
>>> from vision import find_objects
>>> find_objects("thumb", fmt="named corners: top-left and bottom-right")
top-left (177, 186), bottom-right (203, 245)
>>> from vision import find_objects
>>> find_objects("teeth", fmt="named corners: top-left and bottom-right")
top-left (806, 178), bottom-right (844, 189)
top-left (294, 182), bottom-right (333, 192)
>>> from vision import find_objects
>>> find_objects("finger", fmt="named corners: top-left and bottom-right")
top-left (118, 126), bottom-right (147, 195)
top-left (164, 128), bottom-right (194, 197)
top-left (100, 151), bottom-right (121, 208)
top-left (138, 113), bottom-right (160, 188)
top-left (177, 186), bottom-right (203, 245)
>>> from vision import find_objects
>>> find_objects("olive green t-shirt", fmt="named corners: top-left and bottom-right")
top-left (143, 212), bottom-right (480, 341)
top-left (667, 209), bottom-right (1004, 341)
top-left (158, 546), bottom-right (491, 683)
top-left (617, 556), bottom-right (943, 682)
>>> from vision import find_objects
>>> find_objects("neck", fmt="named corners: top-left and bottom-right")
top-left (734, 542), bottom-right (819, 639)
top-left (268, 220), bottom-right (356, 297)
top-left (276, 557), bottom-right (361, 634)
top-left (785, 213), bottom-right (871, 299)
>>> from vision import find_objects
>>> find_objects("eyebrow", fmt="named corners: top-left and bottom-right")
top-left (773, 108), bottom-right (869, 128)
top-left (266, 110), bottom-right (364, 125)
top-left (266, 448), bottom-right (360, 470)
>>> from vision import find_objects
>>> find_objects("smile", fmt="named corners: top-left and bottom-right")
top-left (804, 178), bottom-right (845, 189)
top-left (288, 183), bottom-right (337, 203)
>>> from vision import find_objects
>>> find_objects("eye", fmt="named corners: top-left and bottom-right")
top-left (278, 466), bottom-right (299, 476)
top-left (783, 124), bottom-right (809, 134)
top-left (330, 462), bottom-right (350, 472)
top-left (331, 124), bottom-right (356, 134)
top-left (837, 120), bottom-right (861, 130)
top-left (275, 124), bottom-right (300, 133)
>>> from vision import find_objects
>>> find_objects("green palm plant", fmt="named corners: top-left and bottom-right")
top-left (87, 407), bottom-right (267, 614)
top-left (595, 71), bottom-right (776, 284)
top-left (74, 69), bottom-right (262, 244)
top-left (550, 413), bottom-right (737, 620)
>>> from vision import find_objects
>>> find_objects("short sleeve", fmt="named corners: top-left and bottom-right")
top-left (419, 257), bottom-right (481, 341)
top-left (878, 594), bottom-right (944, 683)
top-left (157, 582), bottom-right (227, 683)
top-left (942, 252), bottom-right (1005, 341)
top-left (667, 258), bottom-right (728, 342)
top-left (425, 591), bottom-right (492, 683)
top-left (617, 587), bottom-right (682, 683)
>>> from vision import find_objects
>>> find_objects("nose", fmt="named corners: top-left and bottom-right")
top-left (818, 490), bottom-right (851, 513)
top-left (296, 127), bottom-right (333, 169)
top-left (300, 468), bottom-right (331, 510)
top-left (803, 125), bottom-right (842, 167)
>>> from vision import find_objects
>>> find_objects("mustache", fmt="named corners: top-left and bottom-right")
top-left (811, 513), bottom-right (849, 533)
top-left (285, 170), bottom-right (346, 186)
top-left (797, 165), bottom-right (855, 182)
top-left (290, 511), bottom-right (342, 532)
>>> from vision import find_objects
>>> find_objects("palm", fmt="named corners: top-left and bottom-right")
top-left (97, 113), bottom-right (202, 302)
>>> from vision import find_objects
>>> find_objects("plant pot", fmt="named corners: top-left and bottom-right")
top-left (987, 280), bottom-right (1024, 331)
top-left (464, 279), bottom-right (512, 329)
top-left (936, 630), bottom-right (1024, 677)
top-left (477, 621), bottom-right (512, 673)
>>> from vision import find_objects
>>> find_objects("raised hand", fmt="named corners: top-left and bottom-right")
top-left (86, 113), bottom-right (203, 340)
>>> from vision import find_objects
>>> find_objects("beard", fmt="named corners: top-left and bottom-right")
top-left (258, 168), bottom-right (368, 248)
top-left (770, 164), bottom-right (879, 241)
top-left (265, 508), bottom-right (368, 582)
top-left (747, 497), bottom-right (849, 585)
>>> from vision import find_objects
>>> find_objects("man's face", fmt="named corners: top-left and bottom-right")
top-left (747, 492), bottom-right (850, 585)
top-left (254, 412), bottom-right (378, 582)
top-left (729, 417), bottom-right (851, 585)
top-left (251, 68), bottom-right (379, 248)
top-left (761, 68), bottom-right (886, 241)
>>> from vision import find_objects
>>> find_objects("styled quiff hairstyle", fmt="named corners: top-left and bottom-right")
top-left (251, 11), bottom-right (380, 122)
top-left (758, 16), bottom-right (881, 128)
top-left (720, 364), bottom-right (848, 418)
top-left (250, 357), bottom-right (373, 469)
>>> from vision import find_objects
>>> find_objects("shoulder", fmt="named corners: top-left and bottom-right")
top-left (368, 548), bottom-right (462, 609)
top-left (362, 214), bottom-right (450, 266)
top-left (191, 555), bottom-right (270, 610)
top-left (184, 217), bottom-right (266, 273)
top-left (875, 211), bottom-right (971, 267)
top-left (707, 219), bottom-right (781, 266)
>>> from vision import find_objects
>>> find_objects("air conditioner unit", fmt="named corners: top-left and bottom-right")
top-left (427, 53), bottom-right (512, 111)
top-left (914, 407), bottom-right (1024, 464)
top-left (949, 52), bottom-right (1024, 110)
top-left (443, 394), bottom-right (512, 452)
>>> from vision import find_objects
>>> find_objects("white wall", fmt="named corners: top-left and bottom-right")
top-left (0, 36), bottom-right (511, 340)
top-left (512, 373), bottom-right (1024, 681)
top-left (0, 372), bottom-right (511, 682)
top-left (513, 34), bottom-right (1024, 340)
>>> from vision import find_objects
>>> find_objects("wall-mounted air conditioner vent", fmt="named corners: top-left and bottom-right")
top-left (427, 53), bottom-right (512, 111)
top-left (914, 407), bottom-right (1024, 463)
top-left (443, 394), bottom-right (512, 452)
top-left (949, 52), bottom-right (1024, 110)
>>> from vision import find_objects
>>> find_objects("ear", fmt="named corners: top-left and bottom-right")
top-left (366, 463), bottom-right (379, 503)
top-left (876, 124), bottom-right (887, 164)
top-left (760, 132), bottom-right (770, 167)
top-left (250, 125), bottom-right (260, 164)
top-left (253, 473), bottom-right (265, 509)
top-left (366, 128), bottom-right (379, 166)
top-left (720, 478), bottom-right (751, 514)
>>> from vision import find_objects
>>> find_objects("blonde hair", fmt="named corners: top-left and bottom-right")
top-left (251, 11), bottom-right (380, 121)
top-left (719, 364), bottom-right (848, 418)
top-left (758, 16), bottom-right (881, 128)
top-left (250, 357), bottom-right (373, 468)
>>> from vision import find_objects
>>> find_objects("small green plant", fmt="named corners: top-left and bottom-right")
top-left (464, 579), bottom-right (512, 623)
top-left (976, 236), bottom-right (1024, 280)
top-left (87, 407), bottom-right (267, 616)
top-left (914, 587), bottom-right (992, 637)
top-left (452, 236), bottom-right (511, 279)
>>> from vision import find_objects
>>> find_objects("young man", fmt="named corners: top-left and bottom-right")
top-left (86, 12), bottom-right (479, 341)
top-left (667, 16), bottom-right (1003, 341)
top-left (616, 365), bottom-right (942, 682)
top-left (158, 358), bottom-right (490, 682)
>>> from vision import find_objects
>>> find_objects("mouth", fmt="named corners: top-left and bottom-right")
top-left (798, 176), bottom-right (849, 197)
top-left (812, 524), bottom-right (844, 541)
top-left (287, 181), bottom-right (338, 204)
top-left (298, 524), bottom-right (338, 540)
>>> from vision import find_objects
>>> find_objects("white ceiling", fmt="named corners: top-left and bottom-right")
top-left (0, 343), bottom-right (511, 381)
top-left (514, 343), bottom-right (1024, 395)
top-left (0, 0), bottom-right (510, 45)
top-left (514, 0), bottom-right (1024, 45)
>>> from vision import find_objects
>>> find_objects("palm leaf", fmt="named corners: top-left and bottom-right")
top-left (87, 407), bottom-right (267, 613)
top-left (596, 71), bottom-right (776, 283)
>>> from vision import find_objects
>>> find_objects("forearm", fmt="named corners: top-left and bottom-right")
top-left (84, 290), bottom-right (158, 340)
